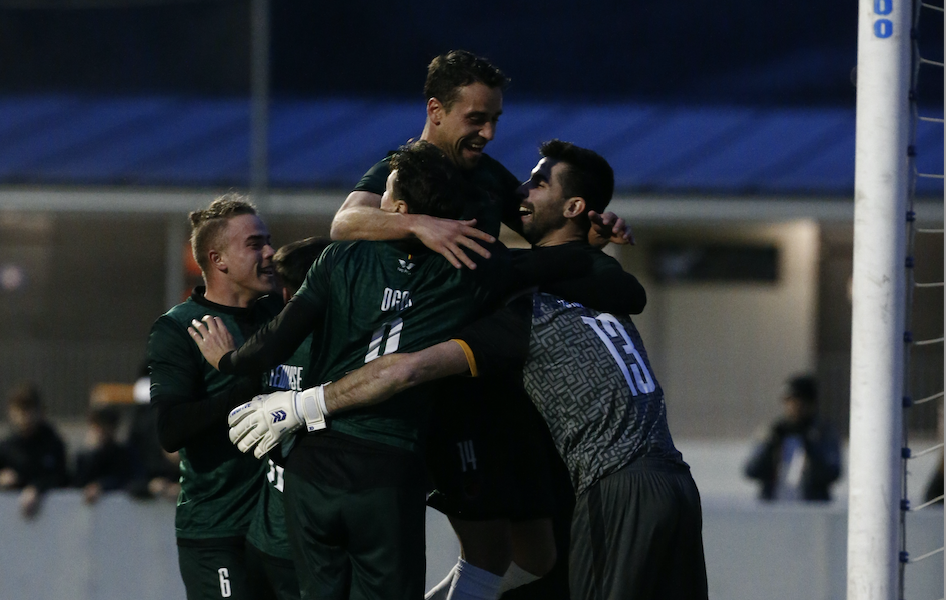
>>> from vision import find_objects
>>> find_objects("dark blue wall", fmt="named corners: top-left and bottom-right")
top-left (5, 0), bottom-right (938, 107)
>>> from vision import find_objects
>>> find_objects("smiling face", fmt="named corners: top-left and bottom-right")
top-left (517, 157), bottom-right (572, 245)
top-left (216, 213), bottom-right (277, 300)
top-left (427, 82), bottom-right (503, 170)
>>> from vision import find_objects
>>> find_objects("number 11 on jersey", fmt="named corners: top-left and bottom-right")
top-left (365, 317), bottom-right (404, 363)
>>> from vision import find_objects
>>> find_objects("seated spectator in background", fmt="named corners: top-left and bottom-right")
top-left (127, 367), bottom-right (181, 501)
top-left (74, 405), bottom-right (138, 504)
top-left (745, 375), bottom-right (842, 501)
top-left (0, 383), bottom-right (70, 518)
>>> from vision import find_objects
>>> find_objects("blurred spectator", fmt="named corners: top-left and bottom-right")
top-left (744, 375), bottom-right (842, 501)
top-left (0, 383), bottom-right (70, 518)
top-left (126, 367), bottom-right (180, 501)
top-left (74, 405), bottom-right (138, 504)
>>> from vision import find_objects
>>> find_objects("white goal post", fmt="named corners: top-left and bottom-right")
top-left (847, 0), bottom-right (914, 598)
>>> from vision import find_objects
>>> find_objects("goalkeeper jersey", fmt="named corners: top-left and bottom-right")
top-left (459, 248), bottom-right (685, 496)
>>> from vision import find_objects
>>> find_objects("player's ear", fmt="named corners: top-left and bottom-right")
top-left (427, 97), bottom-right (444, 126)
top-left (209, 248), bottom-right (228, 273)
top-left (563, 196), bottom-right (586, 219)
top-left (392, 199), bottom-right (410, 215)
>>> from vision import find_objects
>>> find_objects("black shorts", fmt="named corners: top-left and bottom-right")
top-left (245, 540), bottom-right (300, 600)
top-left (177, 537), bottom-right (255, 600)
top-left (569, 459), bottom-right (708, 600)
top-left (425, 375), bottom-right (563, 521)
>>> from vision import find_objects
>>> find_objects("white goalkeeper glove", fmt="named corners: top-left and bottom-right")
top-left (228, 386), bottom-right (328, 459)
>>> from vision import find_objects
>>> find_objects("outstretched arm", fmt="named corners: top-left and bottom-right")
top-left (323, 340), bottom-right (472, 415)
top-left (189, 294), bottom-right (319, 375)
top-left (332, 191), bottom-right (496, 269)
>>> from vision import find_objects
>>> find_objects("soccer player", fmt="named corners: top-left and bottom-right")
top-left (332, 49), bottom-right (635, 599)
top-left (147, 194), bottom-right (299, 600)
top-left (245, 237), bottom-right (331, 600)
top-left (188, 142), bottom-right (573, 600)
top-left (252, 141), bottom-right (709, 600)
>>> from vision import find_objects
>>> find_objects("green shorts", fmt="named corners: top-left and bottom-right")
top-left (283, 432), bottom-right (427, 600)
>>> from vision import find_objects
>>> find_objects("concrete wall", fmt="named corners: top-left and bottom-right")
top-left (1, 489), bottom-right (941, 600)
top-left (612, 221), bottom-right (821, 438)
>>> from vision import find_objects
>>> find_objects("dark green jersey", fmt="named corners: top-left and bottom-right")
top-left (246, 338), bottom-right (312, 560)
top-left (147, 291), bottom-right (282, 540)
top-left (353, 152), bottom-right (521, 238)
top-left (296, 240), bottom-right (507, 451)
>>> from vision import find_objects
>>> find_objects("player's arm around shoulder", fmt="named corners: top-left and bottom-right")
top-left (333, 191), bottom-right (494, 269)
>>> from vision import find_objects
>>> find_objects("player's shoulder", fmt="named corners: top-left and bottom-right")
top-left (352, 153), bottom-right (396, 194)
top-left (155, 298), bottom-right (201, 330)
top-left (253, 294), bottom-right (284, 318)
top-left (474, 153), bottom-right (517, 182)
top-left (477, 152), bottom-right (512, 174)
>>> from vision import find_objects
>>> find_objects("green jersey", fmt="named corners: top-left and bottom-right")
top-left (246, 339), bottom-right (311, 560)
top-left (296, 240), bottom-right (509, 451)
top-left (147, 290), bottom-right (282, 540)
top-left (353, 152), bottom-right (521, 238)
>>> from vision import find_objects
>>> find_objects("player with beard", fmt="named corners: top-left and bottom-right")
top-left (188, 143), bottom-right (595, 600)
top-left (332, 50), bottom-right (635, 600)
top-left (261, 141), bottom-right (708, 600)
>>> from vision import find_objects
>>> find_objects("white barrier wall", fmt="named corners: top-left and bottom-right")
top-left (1, 490), bottom-right (941, 600)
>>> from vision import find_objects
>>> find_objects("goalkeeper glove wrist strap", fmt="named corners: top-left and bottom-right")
top-left (297, 386), bottom-right (327, 432)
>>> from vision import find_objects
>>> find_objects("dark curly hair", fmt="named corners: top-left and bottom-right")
top-left (424, 50), bottom-right (509, 111)
top-left (389, 141), bottom-right (471, 220)
top-left (274, 237), bottom-right (332, 294)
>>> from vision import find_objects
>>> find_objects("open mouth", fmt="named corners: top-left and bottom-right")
top-left (463, 139), bottom-right (486, 155)
top-left (258, 266), bottom-right (275, 278)
top-left (519, 205), bottom-right (533, 220)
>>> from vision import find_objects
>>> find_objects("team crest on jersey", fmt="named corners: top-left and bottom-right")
top-left (397, 257), bottom-right (416, 274)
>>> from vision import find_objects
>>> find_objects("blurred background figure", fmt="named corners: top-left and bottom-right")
top-left (744, 375), bottom-right (842, 502)
top-left (0, 382), bottom-right (70, 518)
top-left (126, 366), bottom-right (181, 501)
top-left (74, 405), bottom-right (138, 504)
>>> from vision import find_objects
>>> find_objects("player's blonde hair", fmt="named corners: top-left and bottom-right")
top-left (189, 193), bottom-right (257, 274)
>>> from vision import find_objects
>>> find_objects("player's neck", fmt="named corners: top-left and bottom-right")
top-left (533, 226), bottom-right (585, 248)
top-left (203, 279), bottom-right (259, 309)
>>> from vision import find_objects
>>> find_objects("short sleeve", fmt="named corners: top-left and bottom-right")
top-left (352, 155), bottom-right (394, 195)
top-left (297, 242), bottom-right (344, 311)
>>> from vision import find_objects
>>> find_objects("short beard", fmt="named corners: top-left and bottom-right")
top-left (523, 211), bottom-right (568, 246)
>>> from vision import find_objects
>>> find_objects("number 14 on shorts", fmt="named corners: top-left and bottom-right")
top-left (457, 440), bottom-right (477, 472)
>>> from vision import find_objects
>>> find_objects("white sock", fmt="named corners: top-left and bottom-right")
top-left (448, 558), bottom-right (505, 600)
top-left (497, 562), bottom-right (541, 594)
top-left (425, 563), bottom-right (458, 600)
